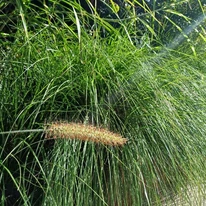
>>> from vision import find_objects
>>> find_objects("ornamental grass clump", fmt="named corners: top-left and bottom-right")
top-left (45, 122), bottom-right (127, 146)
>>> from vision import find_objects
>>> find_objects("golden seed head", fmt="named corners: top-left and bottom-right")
top-left (45, 122), bottom-right (127, 146)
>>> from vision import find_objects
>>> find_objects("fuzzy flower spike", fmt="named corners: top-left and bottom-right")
top-left (45, 122), bottom-right (127, 146)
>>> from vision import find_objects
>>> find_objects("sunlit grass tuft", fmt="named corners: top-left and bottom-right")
top-left (1, 0), bottom-right (206, 205)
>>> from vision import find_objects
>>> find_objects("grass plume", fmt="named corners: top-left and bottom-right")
top-left (45, 122), bottom-right (127, 146)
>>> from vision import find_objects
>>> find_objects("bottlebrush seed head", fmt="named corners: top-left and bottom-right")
top-left (45, 122), bottom-right (127, 146)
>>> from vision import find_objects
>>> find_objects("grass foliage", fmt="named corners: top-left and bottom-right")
top-left (0, 0), bottom-right (206, 205)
